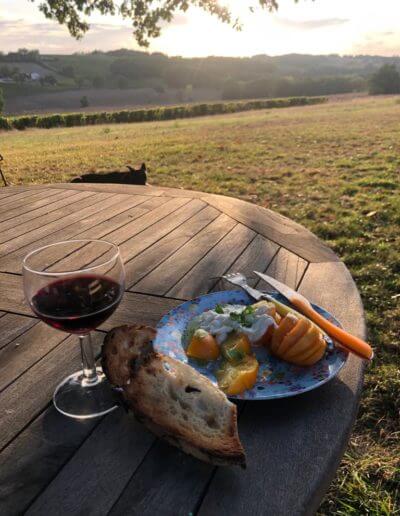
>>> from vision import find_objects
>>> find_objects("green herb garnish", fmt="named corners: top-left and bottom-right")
top-left (229, 305), bottom-right (255, 327)
top-left (214, 304), bottom-right (224, 314)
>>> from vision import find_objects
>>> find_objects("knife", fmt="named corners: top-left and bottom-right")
top-left (254, 270), bottom-right (373, 361)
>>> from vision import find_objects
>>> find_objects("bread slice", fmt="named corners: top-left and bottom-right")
top-left (102, 325), bottom-right (246, 468)
top-left (101, 324), bottom-right (156, 387)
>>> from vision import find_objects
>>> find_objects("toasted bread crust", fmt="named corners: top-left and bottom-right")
top-left (102, 326), bottom-right (246, 468)
top-left (124, 352), bottom-right (245, 467)
top-left (101, 324), bottom-right (156, 387)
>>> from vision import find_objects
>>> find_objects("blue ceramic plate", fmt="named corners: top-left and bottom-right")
top-left (154, 290), bottom-right (348, 400)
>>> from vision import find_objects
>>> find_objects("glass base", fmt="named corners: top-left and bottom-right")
top-left (53, 367), bottom-right (119, 419)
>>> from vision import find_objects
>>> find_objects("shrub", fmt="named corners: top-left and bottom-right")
top-left (64, 113), bottom-right (85, 127)
top-left (12, 115), bottom-right (38, 130)
top-left (1, 96), bottom-right (327, 131)
top-left (0, 116), bottom-right (11, 130)
top-left (36, 114), bottom-right (65, 128)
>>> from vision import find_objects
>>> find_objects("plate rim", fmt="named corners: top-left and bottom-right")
top-left (154, 289), bottom-right (348, 400)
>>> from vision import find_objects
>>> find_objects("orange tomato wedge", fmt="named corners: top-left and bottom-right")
top-left (186, 330), bottom-right (220, 361)
top-left (216, 355), bottom-right (259, 395)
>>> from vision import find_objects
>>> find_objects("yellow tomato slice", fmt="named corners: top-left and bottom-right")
top-left (216, 355), bottom-right (259, 395)
top-left (221, 332), bottom-right (252, 364)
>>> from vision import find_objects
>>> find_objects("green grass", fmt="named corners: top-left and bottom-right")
top-left (2, 95), bottom-right (399, 514)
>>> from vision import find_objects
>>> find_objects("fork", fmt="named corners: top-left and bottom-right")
top-left (216, 272), bottom-right (271, 302)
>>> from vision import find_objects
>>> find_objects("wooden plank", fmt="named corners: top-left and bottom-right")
top-left (211, 234), bottom-right (279, 292)
top-left (0, 195), bottom-right (158, 273)
top-left (0, 189), bottom-right (71, 220)
top-left (168, 223), bottom-right (256, 300)
top-left (0, 272), bottom-right (27, 315)
top-left (0, 189), bottom-right (69, 220)
top-left (0, 191), bottom-right (102, 245)
top-left (29, 196), bottom-right (160, 272)
top-left (0, 185), bottom-right (32, 195)
top-left (125, 206), bottom-right (221, 288)
top-left (255, 246), bottom-right (308, 290)
top-left (0, 332), bottom-right (103, 451)
top-left (0, 189), bottom-right (50, 210)
top-left (106, 197), bottom-right (190, 247)
top-left (46, 183), bottom-right (166, 197)
top-left (0, 189), bottom-right (59, 212)
top-left (100, 292), bottom-right (181, 330)
top-left (0, 188), bottom-right (32, 200)
top-left (57, 195), bottom-right (169, 256)
top-left (0, 313), bottom-right (38, 351)
top-left (108, 439), bottom-right (213, 516)
top-left (204, 194), bottom-right (339, 263)
top-left (196, 262), bottom-right (365, 516)
top-left (133, 213), bottom-right (236, 295)
top-left (49, 182), bottom-right (207, 199)
top-left (116, 199), bottom-right (208, 265)
top-left (45, 197), bottom-right (187, 272)
top-left (0, 190), bottom-right (84, 232)
top-left (0, 271), bottom-right (180, 327)
top-left (0, 405), bottom-right (98, 516)
top-left (26, 410), bottom-right (154, 516)
top-left (0, 191), bottom-right (106, 257)
top-left (0, 322), bottom-right (69, 392)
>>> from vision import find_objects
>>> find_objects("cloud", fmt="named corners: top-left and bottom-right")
top-left (0, 12), bottom-right (188, 53)
top-left (274, 17), bottom-right (349, 30)
top-left (0, 18), bottom-right (141, 53)
top-left (352, 32), bottom-right (400, 56)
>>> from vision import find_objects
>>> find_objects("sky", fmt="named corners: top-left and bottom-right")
top-left (1, 0), bottom-right (400, 57)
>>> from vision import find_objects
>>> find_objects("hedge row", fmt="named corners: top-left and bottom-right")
top-left (0, 96), bottom-right (327, 131)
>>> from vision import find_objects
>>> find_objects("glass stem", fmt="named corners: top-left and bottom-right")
top-left (79, 333), bottom-right (98, 385)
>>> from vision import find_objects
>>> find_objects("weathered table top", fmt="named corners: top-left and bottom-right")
top-left (0, 183), bottom-right (365, 516)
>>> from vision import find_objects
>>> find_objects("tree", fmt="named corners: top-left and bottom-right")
top-left (369, 64), bottom-right (400, 95)
top-left (117, 76), bottom-right (129, 89)
top-left (62, 65), bottom-right (76, 78)
top-left (222, 80), bottom-right (244, 100)
top-left (75, 77), bottom-right (85, 88)
top-left (80, 95), bottom-right (89, 108)
top-left (92, 75), bottom-right (105, 88)
top-left (0, 87), bottom-right (4, 114)
top-left (40, 75), bottom-right (58, 86)
top-left (32, 1), bottom-right (287, 46)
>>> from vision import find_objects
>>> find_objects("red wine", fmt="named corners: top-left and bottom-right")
top-left (31, 274), bottom-right (122, 334)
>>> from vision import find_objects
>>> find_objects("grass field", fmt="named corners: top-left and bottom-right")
top-left (2, 96), bottom-right (400, 514)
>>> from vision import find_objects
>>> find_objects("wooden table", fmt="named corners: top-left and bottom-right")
top-left (0, 183), bottom-right (365, 516)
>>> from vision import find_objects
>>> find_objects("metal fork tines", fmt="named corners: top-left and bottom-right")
top-left (214, 272), bottom-right (266, 301)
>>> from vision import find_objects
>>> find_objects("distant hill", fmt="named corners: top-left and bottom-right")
top-left (1, 49), bottom-right (399, 115)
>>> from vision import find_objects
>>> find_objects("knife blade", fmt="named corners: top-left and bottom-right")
top-left (254, 270), bottom-right (373, 361)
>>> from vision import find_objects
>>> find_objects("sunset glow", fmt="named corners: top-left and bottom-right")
top-left (1, 0), bottom-right (400, 56)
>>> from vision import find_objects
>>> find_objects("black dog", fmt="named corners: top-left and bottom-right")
top-left (71, 163), bottom-right (147, 185)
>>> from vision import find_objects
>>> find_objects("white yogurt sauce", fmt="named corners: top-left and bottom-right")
top-left (189, 303), bottom-right (275, 344)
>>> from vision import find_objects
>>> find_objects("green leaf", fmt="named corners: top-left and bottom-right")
top-left (215, 304), bottom-right (224, 314)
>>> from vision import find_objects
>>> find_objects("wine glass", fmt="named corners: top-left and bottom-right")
top-left (22, 239), bottom-right (125, 419)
